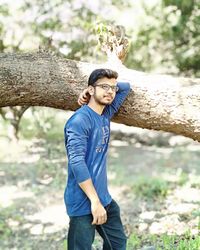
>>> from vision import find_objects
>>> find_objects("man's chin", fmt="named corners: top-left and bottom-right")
top-left (102, 100), bottom-right (113, 105)
top-left (97, 98), bottom-right (114, 106)
top-left (104, 97), bottom-right (114, 104)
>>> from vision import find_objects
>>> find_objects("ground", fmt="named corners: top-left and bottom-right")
top-left (0, 115), bottom-right (200, 250)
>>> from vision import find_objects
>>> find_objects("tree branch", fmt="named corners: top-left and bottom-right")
top-left (0, 52), bottom-right (200, 141)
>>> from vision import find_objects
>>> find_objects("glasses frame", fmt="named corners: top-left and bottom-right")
top-left (94, 83), bottom-right (119, 92)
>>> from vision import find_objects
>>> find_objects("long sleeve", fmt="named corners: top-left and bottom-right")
top-left (104, 82), bottom-right (131, 119)
top-left (64, 114), bottom-right (91, 183)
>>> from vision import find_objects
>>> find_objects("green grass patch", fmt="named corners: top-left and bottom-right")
top-left (0, 204), bottom-right (25, 240)
top-left (132, 177), bottom-right (169, 200)
top-left (178, 171), bottom-right (189, 186)
top-left (127, 232), bottom-right (200, 250)
top-left (127, 232), bottom-right (141, 249)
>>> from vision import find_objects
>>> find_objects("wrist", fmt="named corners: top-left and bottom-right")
top-left (90, 197), bottom-right (100, 204)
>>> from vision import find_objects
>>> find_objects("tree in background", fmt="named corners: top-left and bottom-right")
top-left (125, 0), bottom-right (200, 77)
top-left (1, 0), bottom-right (199, 74)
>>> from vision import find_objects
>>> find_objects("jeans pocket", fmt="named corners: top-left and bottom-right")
top-left (107, 199), bottom-right (120, 215)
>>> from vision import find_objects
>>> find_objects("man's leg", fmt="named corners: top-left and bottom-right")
top-left (96, 200), bottom-right (127, 250)
top-left (68, 214), bottom-right (95, 250)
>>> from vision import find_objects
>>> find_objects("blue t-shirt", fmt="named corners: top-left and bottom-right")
top-left (64, 82), bottom-right (131, 216)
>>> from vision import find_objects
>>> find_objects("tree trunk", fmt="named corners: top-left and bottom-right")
top-left (0, 52), bottom-right (200, 141)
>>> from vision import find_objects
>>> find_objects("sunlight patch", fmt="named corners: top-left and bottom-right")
top-left (168, 203), bottom-right (199, 214)
top-left (25, 204), bottom-right (68, 234)
top-left (149, 214), bottom-right (187, 235)
top-left (111, 140), bottom-right (129, 147)
top-left (174, 187), bottom-right (200, 203)
top-left (0, 185), bottom-right (34, 207)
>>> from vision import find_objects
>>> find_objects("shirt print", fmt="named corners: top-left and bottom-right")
top-left (95, 125), bottom-right (110, 153)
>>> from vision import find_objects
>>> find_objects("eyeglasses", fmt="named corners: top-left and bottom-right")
top-left (94, 84), bottom-right (119, 92)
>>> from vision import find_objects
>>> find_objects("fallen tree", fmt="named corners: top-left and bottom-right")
top-left (0, 51), bottom-right (200, 142)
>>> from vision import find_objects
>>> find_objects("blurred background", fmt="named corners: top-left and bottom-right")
top-left (0, 0), bottom-right (200, 249)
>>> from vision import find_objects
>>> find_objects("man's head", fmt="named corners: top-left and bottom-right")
top-left (87, 69), bottom-right (119, 106)
top-left (88, 68), bottom-right (118, 86)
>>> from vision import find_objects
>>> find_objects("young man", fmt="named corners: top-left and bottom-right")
top-left (64, 68), bottom-right (131, 250)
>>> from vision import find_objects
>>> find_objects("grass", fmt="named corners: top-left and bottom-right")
top-left (127, 232), bottom-right (200, 250)
top-left (131, 177), bottom-right (169, 200)
top-left (1, 108), bottom-right (200, 249)
top-left (0, 216), bottom-right (12, 240)
top-left (127, 233), bottom-right (141, 249)
top-left (178, 171), bottom-right (189, 186)
top-left (0, 204), bottom-right (26, 241)
top-left (48, 232), bottom-right (200, 250)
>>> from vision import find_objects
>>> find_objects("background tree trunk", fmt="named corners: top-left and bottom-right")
top-left (0, 52), bottom-right (200, 141)
top-left (0, 106), bottom-right (29, 140)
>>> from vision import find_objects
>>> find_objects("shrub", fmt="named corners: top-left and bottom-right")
top-left (132, 177), bottom-right (169, 200)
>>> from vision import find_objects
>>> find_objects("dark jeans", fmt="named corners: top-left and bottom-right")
top-left (67, 199), bottom-right (127, 250)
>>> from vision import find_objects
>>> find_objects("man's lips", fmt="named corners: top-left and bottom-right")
top-left (104, 95), bottom-right (113, 99)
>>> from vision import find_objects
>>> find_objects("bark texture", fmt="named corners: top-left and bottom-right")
top-left (0, 52), bottom-right (200, 141)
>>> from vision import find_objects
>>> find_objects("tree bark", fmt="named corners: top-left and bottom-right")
top-left (0, 52), bottom-right (200, 141)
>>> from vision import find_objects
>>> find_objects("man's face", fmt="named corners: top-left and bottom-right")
top-left (92, 77), bottom-right (118, 106)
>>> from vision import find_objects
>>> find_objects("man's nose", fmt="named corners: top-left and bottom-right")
top-left (107, 87), bottom-right (114, 93)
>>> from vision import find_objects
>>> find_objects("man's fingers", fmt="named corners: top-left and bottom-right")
top-left (92, 214), bottom-right (107, 225)
top-left (92, 216), bottom-right (98, 225)
top-left (78, 93), bottom-right (87, 101)
top-left (81, 97), bottom-right (87, 102)
top-left (101, 212), bottom-right (107, 224)
top-left (78, 98), bottom-right (88, 106)
top-left (93, 217), bottom-right (101, 225)
top-left (78, 100), bottom-right (83, 106)
top-left (97, 217), bottom-right (106, 225)
top-left (101, 214), bottom-right (107, 224)
top-left (77, 90), bottom-right (90, 106)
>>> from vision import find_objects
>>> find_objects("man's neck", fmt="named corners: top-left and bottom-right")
top-left (88, 100), bottom-right (105, 115)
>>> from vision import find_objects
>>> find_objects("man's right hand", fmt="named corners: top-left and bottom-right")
top-left (91, 199), bottom-right (107, 225)
top-left (78, 88), bottom-right (90, 106)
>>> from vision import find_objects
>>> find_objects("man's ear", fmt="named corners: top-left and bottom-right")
top-left (88, 85), bottom-right (94, 96)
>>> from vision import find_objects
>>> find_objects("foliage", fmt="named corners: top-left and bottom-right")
top-left (127, 233), bottom-right (141, 249)
top-left (132, 177), bottom-right (169, 200)
top-left (1, 0), bottom-right (199, 76)
top-left (125, 0), bottom-right (200, 77)
top-left (127, 232), bottom-right (200, 250)
top-left (0, 209), bottom-right (12, 240)
top-left (1, 0), bottom-right (129, 61)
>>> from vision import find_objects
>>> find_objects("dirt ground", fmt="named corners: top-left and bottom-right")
top-left (0, 125), bottom-right (200, 249)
